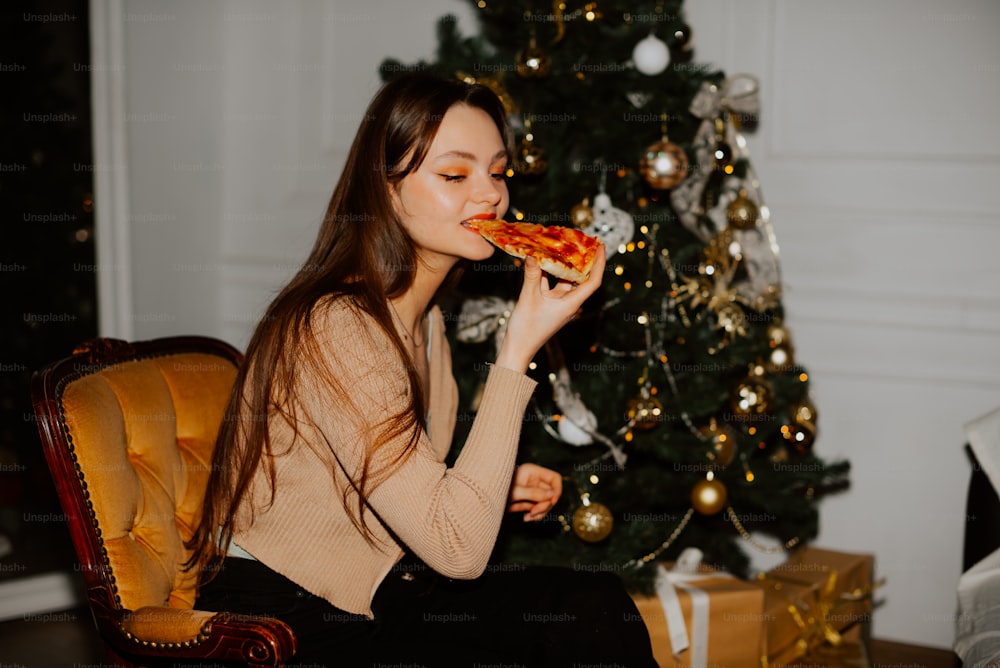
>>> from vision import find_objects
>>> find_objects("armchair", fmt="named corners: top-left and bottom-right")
top-left (30, 336), bottom-right (296, 667)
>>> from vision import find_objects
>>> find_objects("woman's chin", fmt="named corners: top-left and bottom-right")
top-left (465, 238), bottom-right (498, 262)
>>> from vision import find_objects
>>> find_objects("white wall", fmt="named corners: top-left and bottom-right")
top-left (212, 1), bottom-right (486, 346)
top-left (101, 0), bottom-right (1000, 650)
top-left (114, 0), bottom-right (227, 337)
top-left (103, 0), bottom-right (485, 342)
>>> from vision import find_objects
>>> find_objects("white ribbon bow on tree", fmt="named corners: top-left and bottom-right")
top-left (669, 74), bottom-right (782, 311)
top-left (455, 296), bottom-right (515, 351)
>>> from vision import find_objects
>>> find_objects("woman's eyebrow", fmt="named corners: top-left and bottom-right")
top-left (431, 149), bottom-right (508, 162)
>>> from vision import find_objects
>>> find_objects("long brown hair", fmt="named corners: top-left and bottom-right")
top-left (188, 73), bottom-right (514, 579)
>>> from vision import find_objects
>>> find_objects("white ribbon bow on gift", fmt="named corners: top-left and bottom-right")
top-left (654, 547), bottom-right (734, 668)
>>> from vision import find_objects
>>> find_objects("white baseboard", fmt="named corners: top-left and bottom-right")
top-left (0, 571), bottom-right (84, 623)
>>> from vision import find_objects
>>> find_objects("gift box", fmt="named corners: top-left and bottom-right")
top-left (631, 549), bottom-right (767, 668)
top-left (632, 546), bottom-right (878, 668)
top-left (758, 546), bottom-right (878, 667)
top-left (783, 625), bottom-right (870, 668)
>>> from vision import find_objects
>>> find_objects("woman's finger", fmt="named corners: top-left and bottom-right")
top-left (510, 484), bottom-right (558, 503)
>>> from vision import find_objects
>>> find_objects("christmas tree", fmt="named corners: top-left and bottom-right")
top-left (382, 0), bottom-right (849, 591)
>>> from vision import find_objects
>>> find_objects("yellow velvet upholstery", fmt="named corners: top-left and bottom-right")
top-left (34, 337), bottom-right (296, 666)
top-left (59, 352), bottom-right (235, 612)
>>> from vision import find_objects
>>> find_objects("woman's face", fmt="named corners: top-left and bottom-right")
top-left (392, 103), bottom-right (510, 273)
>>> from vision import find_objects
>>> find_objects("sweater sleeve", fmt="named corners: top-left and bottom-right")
top-left (298, 301), bottom-right (537, 579)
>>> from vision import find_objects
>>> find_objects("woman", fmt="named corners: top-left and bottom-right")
top-left (189, 72), bottom-right (657, 667)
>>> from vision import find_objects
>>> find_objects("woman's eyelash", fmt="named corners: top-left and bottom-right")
top-left (438, 169), bottom-right (507, 182)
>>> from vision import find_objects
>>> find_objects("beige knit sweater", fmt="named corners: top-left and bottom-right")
top-left (231, 297), bottom-right (537, 618)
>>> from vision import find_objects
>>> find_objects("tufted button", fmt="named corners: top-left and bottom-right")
top-left (295, 590), bottom-right (305, 598)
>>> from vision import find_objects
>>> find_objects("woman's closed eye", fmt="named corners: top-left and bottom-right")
top-left (439, 174), bottom-right (466, 182)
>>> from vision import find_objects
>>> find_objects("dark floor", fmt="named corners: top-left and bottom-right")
top-left (0, 607), bottom-right (962, 668)
top-left (0, 605), bottom-right (107, 667)
top-left (0, 521), bottom-right (963, 667)
top-left (0, 522), bottom-right (109, 667)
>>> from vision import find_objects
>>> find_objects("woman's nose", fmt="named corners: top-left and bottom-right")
top-left (473, 174), bottom-right (503, 205)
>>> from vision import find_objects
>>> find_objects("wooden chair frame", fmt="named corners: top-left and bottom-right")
top-left (30, 336), bottom-right (297, 667)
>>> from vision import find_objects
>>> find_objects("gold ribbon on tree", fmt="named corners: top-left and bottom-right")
top-left (670, 228), bottom-right (752, 349)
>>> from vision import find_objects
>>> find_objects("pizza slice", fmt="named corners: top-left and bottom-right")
top-left (466, 219), bottom-right (602, 283)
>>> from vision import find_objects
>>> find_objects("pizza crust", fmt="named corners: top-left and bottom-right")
top-left (536, 253), bottom-right (592, 284)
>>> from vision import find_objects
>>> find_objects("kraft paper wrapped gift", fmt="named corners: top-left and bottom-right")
top-left (783, 624), bottom-right (870, 668)
top-left (631, 548), bottom-right (766, 668)
top-left (757, 546), bottom-right (877, 667)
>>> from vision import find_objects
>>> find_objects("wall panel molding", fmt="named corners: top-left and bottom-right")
top-left (769, 0), bottom-right (1000, 161)
top-left (89, 0), bottom-right (134, 339)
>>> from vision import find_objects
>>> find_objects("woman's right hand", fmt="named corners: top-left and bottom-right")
top-left (494, 245), bottom-right (606, 374)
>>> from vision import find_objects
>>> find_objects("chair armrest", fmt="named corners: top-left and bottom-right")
top-left (121, 606), bottom-right (216, 643)
top-left (98, 603), bottom-right (297, 666)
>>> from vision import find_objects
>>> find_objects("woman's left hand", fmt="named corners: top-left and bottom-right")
top-left (508, 463), bottom-right (563, 522)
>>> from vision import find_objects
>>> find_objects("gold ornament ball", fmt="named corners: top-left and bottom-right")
top-left (715, 302), bottom-right (746, 337)
top-left (570, 198), bottom-right (594, 228)
top-left (699, 420), bottom-right (736, 466)
top-left (514, 138), bottom-right (547, 176)
top-left (626, 394), bottom-right (665, 431)
top-left (640, 139), bottom-right (688, 190)
top-left (691, 478), bottom-right (728, 515)
top-left (572, 502), bottom-right (614, 542)
top-left (515, 44), bottom-right (551, 78)
top-left (726, 190), bottom-right (760, 230)
top-left (784, 400), bottom-right (818, 454)
top-left (782, 420), bottom-right (817, 453)
top-left (730, 378), bottom-right (770, 417)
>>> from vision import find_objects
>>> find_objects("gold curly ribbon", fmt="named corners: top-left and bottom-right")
top-left (758, 569), bottom-right (885, 666)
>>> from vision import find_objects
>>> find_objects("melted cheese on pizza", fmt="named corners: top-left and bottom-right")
top-left (470, 220), bottom-right (601, 283)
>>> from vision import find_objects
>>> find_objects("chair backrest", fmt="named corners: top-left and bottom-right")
top-left (31, 336), bottom-right (241, 615)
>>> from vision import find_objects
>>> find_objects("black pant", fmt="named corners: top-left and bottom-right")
top-left (195, 555), bottom-right (658, 667)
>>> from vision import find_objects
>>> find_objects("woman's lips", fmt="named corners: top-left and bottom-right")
top-left (461, 213), bottom-right (497, 231)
